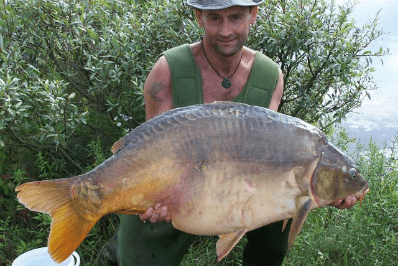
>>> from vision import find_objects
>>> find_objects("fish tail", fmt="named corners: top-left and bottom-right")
top-left (15, 178), bottom-right (100, 263)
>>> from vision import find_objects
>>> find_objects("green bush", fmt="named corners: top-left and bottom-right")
top-left (0, 0), bottom-right (201, 176)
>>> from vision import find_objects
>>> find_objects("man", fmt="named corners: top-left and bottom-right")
top-left (99, 1), bottom-right (359, 265)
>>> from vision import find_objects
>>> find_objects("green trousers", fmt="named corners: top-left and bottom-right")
top-left (115, 215), bottom-right (292, 266)
top-left (117, 215), bottom-right (196, 266)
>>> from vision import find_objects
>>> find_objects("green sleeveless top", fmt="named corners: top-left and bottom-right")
top-left (163, 44), bottom-right (279, 108)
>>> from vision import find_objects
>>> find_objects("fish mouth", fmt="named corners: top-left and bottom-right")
top-left (355, 183), bottom-right (370, 207)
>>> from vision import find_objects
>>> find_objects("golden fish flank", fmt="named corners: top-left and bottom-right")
top-left (14, 102), bottom-right (369, 264)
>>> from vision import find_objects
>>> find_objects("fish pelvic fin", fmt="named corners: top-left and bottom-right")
top-left (15, 178), bottom-right (101, 263)
top-left (282, 219), bottom-right (289, 232)
top-left (216, 228), bottom-right (248, 262)
top-left (289, 197), bottom-right (312, 249)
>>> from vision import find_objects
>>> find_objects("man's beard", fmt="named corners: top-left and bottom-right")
top-left (211, 36), bottom-right (246, 57)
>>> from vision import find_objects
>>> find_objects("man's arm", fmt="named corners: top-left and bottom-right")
top-left (144, 56), bottom-right (173, 121)
top-left (140, 55), bottom-right (173, 223)
top-left (269, 71), bottom-right (284, 112)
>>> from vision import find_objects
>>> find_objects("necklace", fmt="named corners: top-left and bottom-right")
top-left (201, 38), bottom-right (242, 89)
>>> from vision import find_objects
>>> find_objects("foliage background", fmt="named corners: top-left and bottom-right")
top-left (0, 0), bottom-right (394, 265)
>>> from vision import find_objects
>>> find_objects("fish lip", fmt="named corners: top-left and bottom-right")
top-left (356, 183), bottom-right (370, 206)
top-left (356, 183), bottom-right (369, 197)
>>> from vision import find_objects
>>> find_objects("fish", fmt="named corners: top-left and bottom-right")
top-left (15, 101), bottom-right (369, 263)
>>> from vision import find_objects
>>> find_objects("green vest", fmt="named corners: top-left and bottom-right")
top-left (163, 44), bottom-right (279, 108)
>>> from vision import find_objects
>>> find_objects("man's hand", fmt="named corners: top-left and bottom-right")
top-left (330, 195), bottom-right (358, 209)
top-left (139, 203), bottom-right (172, 223)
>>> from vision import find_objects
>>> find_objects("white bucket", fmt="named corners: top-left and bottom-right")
top-left (12, 247), bottom-right (80, 266)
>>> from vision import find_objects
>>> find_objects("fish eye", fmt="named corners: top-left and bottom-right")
top-left (348, 168), bottom-right (356, 176)
top-left (348, 168), bottom-right (357, 180)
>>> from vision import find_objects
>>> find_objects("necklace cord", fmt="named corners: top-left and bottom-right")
top-left (201, 37), bottom-right (242, 89)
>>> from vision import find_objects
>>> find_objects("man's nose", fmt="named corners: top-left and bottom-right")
top-left (219, 20), bottom-right (233, 38)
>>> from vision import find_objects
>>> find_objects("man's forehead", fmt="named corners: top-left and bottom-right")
top-left (203, 5), bottom-right (250, 15)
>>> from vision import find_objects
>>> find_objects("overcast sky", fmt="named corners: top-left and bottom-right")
top-left (333, 0), bottom-right (398, 145)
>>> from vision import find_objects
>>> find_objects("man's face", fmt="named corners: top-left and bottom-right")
top-left (195, 6), bottom-right (258, 57)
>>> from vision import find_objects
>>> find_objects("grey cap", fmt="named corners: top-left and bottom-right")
top-left (187, 0), bottom-right (264, 10)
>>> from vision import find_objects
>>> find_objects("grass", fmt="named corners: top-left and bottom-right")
top-left (1, 134), bottom-right (397, 265)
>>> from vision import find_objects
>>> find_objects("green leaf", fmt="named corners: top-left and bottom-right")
top-left (7, 108), bottom-right (15, 116)
top-left (0, 33), bottom-right (4, 52)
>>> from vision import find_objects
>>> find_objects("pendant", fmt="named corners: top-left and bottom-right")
top-left (222, 78), bottom-right (232, 89)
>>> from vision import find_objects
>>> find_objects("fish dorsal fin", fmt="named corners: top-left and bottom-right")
top-left (289, 197), bottom-right (312, 248)
top-left (216, 228), bottom-right (248, 262)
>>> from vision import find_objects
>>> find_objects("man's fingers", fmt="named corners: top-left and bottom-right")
top-left (160, 206), bottom-right (168, 217)
top-left (342, 195), bottom-right (357, 209)
top-left (330, 199), bottom-right (343, 208)
top-left (331, 195), bottom-right (358, 209)
top-left (139, 204), bottom-right (172, 223)
top-left (149, 209), bottom-right (160, 223)
top-left (139, 207), bottom-right (154, 221)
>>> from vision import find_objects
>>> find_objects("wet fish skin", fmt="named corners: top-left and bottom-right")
top-left (15, 102), bottom-right (369, 263)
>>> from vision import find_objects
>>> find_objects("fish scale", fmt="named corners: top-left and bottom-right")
top-left (15, 102), bottom-right (369, 263)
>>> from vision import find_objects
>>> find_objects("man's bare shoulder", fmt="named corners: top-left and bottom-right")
top-left (243, 46), bottom-right (256, 56)
top-left (144, 55), bottom-right (173, 120)
top-left (151, 55), bottom-right (170, 73)
top-left (241, 46), bottom-right (256, 68)
top-left (190, 41), bottom-right (202, 58)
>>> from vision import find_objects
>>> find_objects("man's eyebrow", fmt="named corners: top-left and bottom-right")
top-left (207, 12), bottom-right (245, 16)
top-left (207, 12), bottom-right (221, 16)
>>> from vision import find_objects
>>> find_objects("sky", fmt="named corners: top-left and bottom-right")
top-left (333, 0), bottom-right (398, 147)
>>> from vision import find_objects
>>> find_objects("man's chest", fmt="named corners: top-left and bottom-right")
top-left (201, 69), bottom-right (251, 103)
top-left (189, 44), bottom-right (256, 103)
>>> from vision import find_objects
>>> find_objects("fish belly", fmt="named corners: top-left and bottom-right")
top-left (170, 160), bottom-right (302, 235)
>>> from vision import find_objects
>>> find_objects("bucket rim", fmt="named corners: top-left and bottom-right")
top-left (12, 247), bottom-right (80, 266)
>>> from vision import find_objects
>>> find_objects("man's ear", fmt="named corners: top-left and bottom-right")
top-left (250, 6), bottom-right (258, 25)
top-left (194, 9), bottom-right (204, 27)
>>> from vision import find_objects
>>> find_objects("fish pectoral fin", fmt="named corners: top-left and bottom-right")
top-left (289, 197), bottom-right (312, 249)
top-left (216, 228), bottom-right (248, 262)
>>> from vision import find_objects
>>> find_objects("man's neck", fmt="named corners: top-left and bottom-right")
top-left (202, 40), bottom-right (244, 76)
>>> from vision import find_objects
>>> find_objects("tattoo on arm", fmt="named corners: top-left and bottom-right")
top-left (148, 82), bottom-right (165, 102)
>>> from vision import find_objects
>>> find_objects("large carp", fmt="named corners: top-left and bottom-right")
top-left (16, 102), bottom-right (369, 263)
